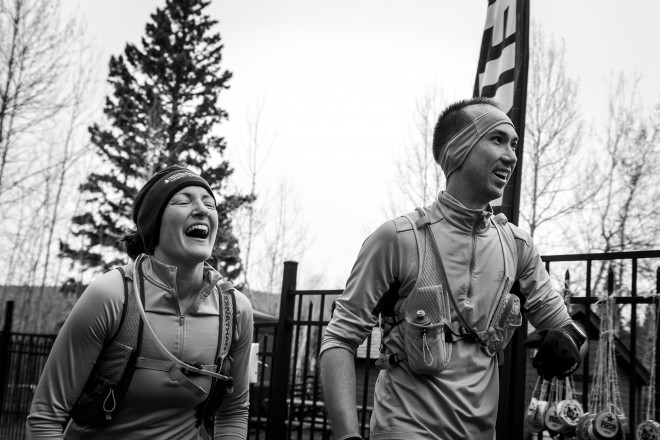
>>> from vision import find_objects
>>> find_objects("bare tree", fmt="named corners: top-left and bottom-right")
top-left (234, 177), bottom-right (312, 293)
top-left (519, 26), bottom-right (600, 246)
top-left (572, 74), bottom-right (660, 292)
top-left (594, 75), bottom-right (660, 288)
top-left (231, 98), bottom-right (320, 294)
top-left (0, 0), bottom-right (77, 201)
top-left (261, 179), bottom-right (310, 293)
top-left (234, 97), bottom-right (271, 289)
top-left (0, 0), bottom-right (97, 331)
top-left (385, 86), bottom-right (447, 216)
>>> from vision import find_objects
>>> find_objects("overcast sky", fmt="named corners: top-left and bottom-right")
top-left (62, 0), bottom-right (660, 288)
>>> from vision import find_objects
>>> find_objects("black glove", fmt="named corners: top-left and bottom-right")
top-left (524, 323), bottom-right (586, 380)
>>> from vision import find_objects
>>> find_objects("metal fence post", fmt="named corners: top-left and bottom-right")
top-left (656, 267), bottom-right (660, 423)
top-left (266, 261), bottom-right (298, 440)
top-left (0, 301), bottom-right (15, 424)
top-left (495, 282), bottom-right (527, 440)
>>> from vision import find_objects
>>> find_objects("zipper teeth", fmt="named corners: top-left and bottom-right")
top-left (174, 284), bottom-right (184, 357)
top-left (180, 314), bottom-right (185, 356)
top-left (467, 221), bottom-right (479, 298)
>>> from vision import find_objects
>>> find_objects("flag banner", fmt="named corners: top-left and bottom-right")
top-left (474, 3), bottom-right (530, 440)
top-left (474, 0), bottom-right (529, 225)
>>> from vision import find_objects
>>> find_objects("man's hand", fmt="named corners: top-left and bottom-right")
top-left (524, 323), bottom-right (586, 380)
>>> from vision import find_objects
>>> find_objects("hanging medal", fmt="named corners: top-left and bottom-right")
top-left (544, 378), bottom-right (565, 434)
top-left (636, 294), bottom-right (660, 440)
top-left (557, 375), bottom-right (584, 434)
top-left (576, 291), bottom-right (630, 440)
top-left (526, 376), bottom-right (550, 434)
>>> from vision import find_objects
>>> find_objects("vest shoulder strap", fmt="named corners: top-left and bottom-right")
top-left (491, 213), bottom-right (520, 276)
top-left (108, 263), bottom-right (143, 410)
top-left (69, 263), bottom-right (141, 426)
top-left (216, 281), bottom-right (236, 364)
top-left (112, 264), bottom-right (141, 354)
top-left (196, 281), bottom-right (238, 429)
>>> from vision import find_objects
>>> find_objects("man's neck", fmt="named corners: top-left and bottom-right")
top-left (444, 186), bottom-right (488, 211)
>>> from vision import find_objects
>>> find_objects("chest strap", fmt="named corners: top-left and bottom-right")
top-left (136, 357), bottom-right (218, 373)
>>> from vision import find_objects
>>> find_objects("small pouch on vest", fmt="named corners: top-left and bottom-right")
top-left (96, 340), bottom-right (134, 380)
top-left (480, 291), bottom-right (522, 357)
top-left (402, 310), bottom-right (451, 375)
top-left (70, 340), bottom-right (133, 427)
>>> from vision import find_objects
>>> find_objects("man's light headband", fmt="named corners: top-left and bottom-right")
top-left (438, 107), bottom-right (514, 179)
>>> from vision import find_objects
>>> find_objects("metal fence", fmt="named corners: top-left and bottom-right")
top-left (1, 251), bottom-right (659, 440)
top-left (539, 251), bottom-right (660, 434)
top-left (266, 254), bottom-right (660, 440)
top-left (0, 302), bottom-right (57, 439)
top-left (0, 302), bottom-right (281, 440)
top-left (250, 322), bottom-right (277, 440)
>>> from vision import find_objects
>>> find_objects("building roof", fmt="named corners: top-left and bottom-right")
top-left (253, 307), bottom-right (278, 324)
top-left (242, 288), bottom-right (280, 324)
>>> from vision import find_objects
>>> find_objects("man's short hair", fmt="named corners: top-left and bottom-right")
top-left (432, 97), bottom-right (501, 164)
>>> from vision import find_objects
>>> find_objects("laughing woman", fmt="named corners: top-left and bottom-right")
top-left (27, 165), bottom-right (253, 439)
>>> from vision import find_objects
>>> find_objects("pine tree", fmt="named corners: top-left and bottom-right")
top-left (60, 0), bottom-right (249, 282)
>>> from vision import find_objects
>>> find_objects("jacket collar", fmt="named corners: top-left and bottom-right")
top-left (428, 191), bottom-right (493, 235)
top-left (141, 255), bottom-right (224, 301)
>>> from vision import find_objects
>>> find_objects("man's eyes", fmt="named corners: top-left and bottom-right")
top-left (492, 135), bottom-right (518, 150)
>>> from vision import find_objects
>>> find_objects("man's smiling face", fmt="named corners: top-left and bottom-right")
top-left (450, 104), bottom-right (518, 208)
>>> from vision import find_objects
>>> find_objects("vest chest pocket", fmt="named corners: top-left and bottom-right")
top-left (402, 311), bottom-right (452, 375)
top-left (96, 340), bottom-right (134, 380)
top-left (70, 340), bottom-right (134, 427)
top-left (480, 292), bottom-right (522, 357)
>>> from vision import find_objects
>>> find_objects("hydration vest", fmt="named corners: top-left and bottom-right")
top-left (68, 260), bottom-right (236, 431)
top-left (375, 207), bottom-right (522, 372)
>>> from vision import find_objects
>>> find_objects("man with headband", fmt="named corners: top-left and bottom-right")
top-left (319, 98), bottom-right (586, 439)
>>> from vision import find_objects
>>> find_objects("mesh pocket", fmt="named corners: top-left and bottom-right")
top-left (402, 285), bottom-right (448, 324)
top-left (97, 340), bottom-right (133, 384)
top-left (402, 314), bottom-right (451, 374)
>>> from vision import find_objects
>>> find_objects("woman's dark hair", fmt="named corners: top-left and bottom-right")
top-left (120, 164), bottom-right (189, 260)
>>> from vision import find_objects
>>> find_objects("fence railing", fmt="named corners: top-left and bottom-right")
top-left (1, 250), bottom-right (659, 440)
top-left (0, 302), bottom-right (280, 440)
top-left (250, 322), bottom-right (277, 440)
top-left (0, 299), bottom-right (56, 439)
top-left (541, 250), bottom-right (660, 431)
top-left (268, 253), bottom-right (660, 440)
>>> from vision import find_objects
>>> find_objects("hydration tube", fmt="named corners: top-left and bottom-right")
top-left (133, 254), bottom-right (231, 381)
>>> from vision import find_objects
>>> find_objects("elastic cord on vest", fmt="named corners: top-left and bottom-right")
top-left (132, 254), bottom-right (231, 382)
top-left (438, 108), bottom-right (514, 179)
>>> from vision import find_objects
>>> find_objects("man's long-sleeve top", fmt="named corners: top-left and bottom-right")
top-left (320, 192), bottom-right (573, 440)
